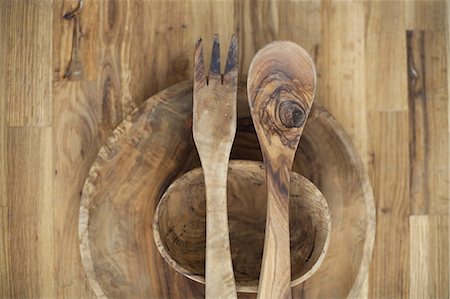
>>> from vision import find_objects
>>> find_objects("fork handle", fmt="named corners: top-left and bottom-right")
top-left (257, 161), bottom-right (292, 299)
top-left (203, 162), bottom-right (237, 299)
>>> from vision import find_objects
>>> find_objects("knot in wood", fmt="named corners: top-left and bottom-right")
top-left (278, 100), bottom-right (305, 128)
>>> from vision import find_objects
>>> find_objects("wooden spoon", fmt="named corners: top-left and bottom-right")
top-left (247, 41), bottom-right (316, 299)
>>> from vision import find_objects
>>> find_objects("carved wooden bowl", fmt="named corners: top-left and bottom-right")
top-left (80, 81), bottom-right (375, 298)
top-left (153, 160), bottom-right (331, 293)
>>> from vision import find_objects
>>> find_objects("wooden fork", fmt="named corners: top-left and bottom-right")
top-left (193, 34), bottom-right (238, 299)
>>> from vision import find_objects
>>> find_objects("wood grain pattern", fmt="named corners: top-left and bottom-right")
top-left (128, 1), bottom-right (235, 106)
top-left (407, 30), bottom-right (449, 215)
top-left (0, 2), bottom-right (9, 294)
top-left (193, 35), bottom-right (238, 299)
top-left (130, 1), bottom-right (191, 103)
top-left (278, 0), bottom-right (320, 59)
top-left (1, 0), bottom-right (53, 127)
top-left (368, 112), bottom-right (410, 299)
top-left (248, 41), bottom-right (316, 299)
top-left (153, 160), bottom-right (331, 293)
top-left (7, 128), bottom-right (55, 298)
top-left (53, 0), bottom-right (99, 81)
top-left (1, 1), bottom-right (448, 298)
top-left (406, 0), bottom-right (447, 31)
top-left (0, 2), bottom-right (55, 298)
top-left (52, 81), bottom-right (98, 299)
top-left (79, 81), bottom-right (374, 299)
top-left (98, 0), bottom-right (136, 132)
top-left (409, 215), bottom-right (449, 299)
top-left (366, 1), bottom-right (408, 111)
top-left (317, 1), bottom-right (368, 165)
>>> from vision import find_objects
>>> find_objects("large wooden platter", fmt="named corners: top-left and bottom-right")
top-left (80, 81), bottom-right (375, 299)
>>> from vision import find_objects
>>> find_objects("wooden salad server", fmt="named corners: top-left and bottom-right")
top-left (193, 35), bottom-right (238, 299)
top-left (247, 41), bottom-right (316, 299)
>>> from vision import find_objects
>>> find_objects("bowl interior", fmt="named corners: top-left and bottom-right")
top-left (153, 160), bottom-right (331, 293)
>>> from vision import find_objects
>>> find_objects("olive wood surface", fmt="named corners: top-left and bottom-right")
top-left (79, 81), bottom-right (375, 299)
top-left (247, 41), bottom-right (316, 299)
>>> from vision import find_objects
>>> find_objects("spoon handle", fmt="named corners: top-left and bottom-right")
top-left (257, 161), bottom-right (292, 299)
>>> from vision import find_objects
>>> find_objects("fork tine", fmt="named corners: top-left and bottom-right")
top-left (225, 34), bottom-right (238, 74)
top-left (224, 34), bottom-right (238, 86)
top-left (209, 34), bottom-right (221, 81)
top-left (194, 37), bottom-right (206, 92)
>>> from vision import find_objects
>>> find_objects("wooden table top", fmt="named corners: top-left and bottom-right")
top-left (0, 1), bottom-right (448, 298)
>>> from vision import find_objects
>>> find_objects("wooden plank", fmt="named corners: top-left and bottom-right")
top-left (1, 1), bottom-right (54, 297)
top-left (409, 215), bottom-right (449, 298)
top-left (6, 128), bottom-right (55, 298)
top-left (407, 30), bottom-right (449, 215)
top-left (129, 1), bottom-right (190, 104)
top-left (448, 0), bottom-right (450, 220)
top-left (0, 1), bottom-right (10, 295)
top-left (52, 0), bottom-right (74, 81)
top-left (315, 1), bottom-right (368, 165)
top-left (53, 0), bottom-right (99, 81)
top-left (406, 0), bottom-right (447, 31)
top-left (51, 1), bottom-right (102, 297)
top-left (1, 0), bottom-right (52, 127)
top-left (0, 207), bottom-right (11, 298)
top-left (234, 0), bottom-right (279, 77)
top-left (52, 81), bottom-right (98, 299)
top-left (368, 111), bottom-right (410, 299)
top-left (97, 0), bottom-right (137, 131)
top-left (278, 0), bottom-right (321, 59)
top-left (366, 1), bottom-right (408, 111)
top-left (424, 29), bottom-right (450, 215)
